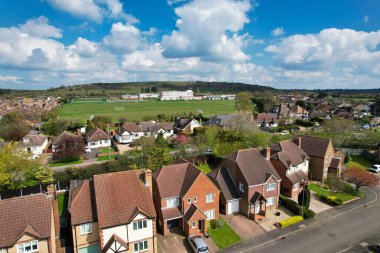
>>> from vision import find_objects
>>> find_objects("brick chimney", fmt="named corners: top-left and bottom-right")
top-left (77, 128), bottom-right (82, 137)
top-left (144, 169), bottom-right (153, 195)
top-left (297, 137), bottom-right (302, 148)
top-left (266, 147), bottom-right (271, 160)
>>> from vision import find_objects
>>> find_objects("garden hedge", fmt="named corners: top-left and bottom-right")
top-left (279, 216), bottom-right (304, 228)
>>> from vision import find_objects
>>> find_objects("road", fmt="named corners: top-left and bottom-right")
top-left (51, 158), bottom-right (109, 172)
top-left (221, 185), bottom-right (380, 253)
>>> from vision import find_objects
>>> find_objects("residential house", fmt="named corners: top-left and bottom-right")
top-left (270, 104), bottom-right (290, 118)
top-left (256, 113), bottom-right (279, 128)
top-left (114, 122), bottom-right (173, 144)
top-left (173, 118), bottom-right (202, 133)
top-left (152, 160), bottom-right (220, 236)
top-left (69, 170), bottom-right (157, 253)
top-left (203, 114), bottom-right (233, 128)
top-left (51, 130), bottom-right (82, 153)
top-left (0, 193), bottom-right (60, 253)
top-left (208, 148), bottom-right (281, 219)
top-left (289, 105), bottom-right (309, 120)
top-left (269, 140), bottom-right (310, 198)
top-left (18, 131), bottom-right (48, 158)
top-left (294, 136), bottom-right (344, 181)
top-left (85, 128), bottom-right (111, 149)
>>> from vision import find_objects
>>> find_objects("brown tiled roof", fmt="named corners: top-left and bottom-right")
top-left (69, 180), bottom-right (97, 226)
top-left (270, 140), bottom-right (310, 168)
top-left (208, 167), bottom-right (240, 201)
top-left (183, 204), bottom-right (206, 222)
top-left (161, 207), bottom-right (182, 221)
top-left (21, 132), bottom-right (47, 146)
top-left (153, 162), bottom-right (201, 199)
top-left (295, 136), bottom-right (331, 158)
top-left (329, 158), bottom-right (341, 169)
top-left (225, 148), bottom-right (281, 186)
top-left (0, 194), bottom-right (52, 248)
top-left (256, 113), bottom-right (278, 123)
top-left (86, 128), bottom-right (109, 141)
top-left (291, 105), bottom-right (308, 114)
top-left (51, 131), bottom-right (78, 145)
top-left (94, 170), bottom-right (156, 229)
top-left (116, 122), bottom-right (173, 135)
top-left (287, 170), bottom-right (308, 184)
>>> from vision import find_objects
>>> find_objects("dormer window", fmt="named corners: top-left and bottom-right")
top-left (17, 240), bottom-right (38, 253)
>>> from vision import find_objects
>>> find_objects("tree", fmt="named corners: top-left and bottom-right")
top-left (155, 133), bottom-right (168, 148)
top-left (34, 166), bottom-right (54, 184)
top-left (42, 119), bottom-right (70, 136)
top-left (343, 167), bottom-right (379, 193)
top-left (298, 185), bottom-right (311, 209)
top-left (145, 146), bottom-right (172, 171)
top-left (224, 111), bottom-right (256, 133)
top-left (151, 86), bottom-right (158, 93)
top-left (91, 115), bottom-right (112, 130)
top-left (54, 136), bottom-right (84, 163)
top-left (235, 92), bottom-right (253, 112)
top-left (326, 178), bottom-right (344, 195)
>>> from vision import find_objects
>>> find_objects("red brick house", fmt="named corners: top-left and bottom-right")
top-left (208, 148), bottom-right (281, 219)
top-left (269, 140), bottom-right (310, 199)
top-left (152, 160), bottom-right (220, 236)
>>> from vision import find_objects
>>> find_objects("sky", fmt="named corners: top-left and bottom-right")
top-left (0, 0), bottom-right (380, 90)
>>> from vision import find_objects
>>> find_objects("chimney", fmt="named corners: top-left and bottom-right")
top-left (266, 147), bottom-right (271, 160)
top-left (297, 137), bottom-right (302, 148)
top-left (47, 184), bottom-right (56, 198)
top-left (77, 128), bottom-right (82, 137)
top-left (144, 169), bottom-right (153, 195)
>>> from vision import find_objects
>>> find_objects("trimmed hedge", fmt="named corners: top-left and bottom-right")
top-left (302, 208), bottom-right (316, 219)
top-left (295, 119), bottom-right (314, 127)
top-left (280, 195), bottom-right (316, 219)
top-left (279, 216), bottom-right (304, 228)
top-left (316, 194), bottom-right (344, 206)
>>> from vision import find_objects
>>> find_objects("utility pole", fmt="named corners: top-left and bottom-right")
top-left (108, 123), bottom-right (111, 160)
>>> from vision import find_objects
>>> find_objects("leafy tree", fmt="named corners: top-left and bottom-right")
top-left (343, 167), bottom-right (379, 193)
top-left (151, 86), bottom-right (158, 93)
top-left (205, 126), bottom-right (219, 148)
top-left (155, 133), bottom-right (168, 148)
top-left (91, 115), bottom-right (112, 130)
top-left (145, 146), bottom-right (172, 171)
top-left (86, 120), bottom-right (95, 132)
top-left (53, 136), bottom-right (84, 163)
top-left (235, 92), bottom-right (253, 112)
top-left (42, 119), bottom-right (70, 136)
top-left (298, 185), bottom-right (311, 209)
top-left (326, 178), bottom-right (344, 195)
top-left (0, 111), bottom-right (29, 141)
top-left (224, 111), bottom-right (256, 133)
top-left (34, 166), bottom-right (54, 184)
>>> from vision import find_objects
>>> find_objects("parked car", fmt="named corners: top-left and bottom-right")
top-left (280, 130), bottom-right (289, 135)
top-left (84, 147), bottom-right (92, 153)
top-left (188, 235), bottom-right (209, 253)
top-left (362, 124), bottom-right (370, 130)
top-left (185, 147), bottom-right (198, 154)
top-left (369, 164), bottom-right (380, 173)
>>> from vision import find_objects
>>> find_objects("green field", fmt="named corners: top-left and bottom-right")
top-left (58, 99), bottom-right (235, 122)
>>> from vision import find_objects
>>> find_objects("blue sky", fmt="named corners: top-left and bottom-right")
top-left (0, 0), bottom-right (379, 90)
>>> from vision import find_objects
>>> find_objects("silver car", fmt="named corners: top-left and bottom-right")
top-left (369, 165), bottom-right (380, 173)
top-left (188, 235), bottom-right (209, 253)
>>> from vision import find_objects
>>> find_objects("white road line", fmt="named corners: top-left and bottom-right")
top-left (239, 187), bottom-right (378, 253)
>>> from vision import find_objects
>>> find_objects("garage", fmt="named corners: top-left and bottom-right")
top-left (167, 218), bottom-right (180, 229)
top-left (227, 199), bottom-right (240, 214)
top-left (78, 244), bottom-right (100, 253)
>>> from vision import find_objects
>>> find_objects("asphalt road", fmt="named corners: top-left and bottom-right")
top-left (221, 184), bottom-right (380, 253)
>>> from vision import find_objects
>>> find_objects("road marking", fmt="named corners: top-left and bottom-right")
top-left (239, 187), bottom-right (378, 253)
top-left (360, 242), bottom-right (368, 247)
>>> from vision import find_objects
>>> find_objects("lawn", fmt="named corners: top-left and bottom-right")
top-left (97, 155), bottom-right (116, 161)
top-left (59, 99), bottom-right (235, 122)
top-left (309, 183), bottom-right (358, 202)
top-left (345, 155), bottom-right (374, 170)
top-left (207, 219), bottom-right (241, 249)
top-left (197, 163), bottom-right (213, 174)
top-left (58, 192), bottom-right (69, 216)
top-left (50, 159), bottom-right (83, 167)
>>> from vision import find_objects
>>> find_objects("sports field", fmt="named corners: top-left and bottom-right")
top-left (58, 99), bottom-right (235, 122)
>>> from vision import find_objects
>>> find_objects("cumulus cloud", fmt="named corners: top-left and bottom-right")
top-left (19, 16), bottom-right (62, 38)
top-left (271, 27), bottom-right (285, 36)
top-left (161, 0), bottom-right (252, 62)
top-left (0, 75), bottom-right (21, 84)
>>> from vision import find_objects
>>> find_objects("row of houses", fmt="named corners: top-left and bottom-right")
top-left (0, 135), bottom-right (344, 253)
top-left (121, 90), bottom-right (236, 101)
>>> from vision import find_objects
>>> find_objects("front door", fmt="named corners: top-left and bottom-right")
top-left (255, 202), bottom-right (260, 214)
top-left (198, 220), bottom-right (203, 232)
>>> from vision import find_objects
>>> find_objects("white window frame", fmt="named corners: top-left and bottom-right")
top-left (166, 197), bottom-right (179, 208)
top-left (80, 223), bottom-right (92, 235)
top-left (134, 240), bottom-right (148, 253)
top-left (133, 220), bottom-right (147, 230)
top-left (239, 183), bottom-right (244, 192)
top-left (204, 209), bottom-right (215, 220)
top-left (187, 198), bottom-right (191, 204)
top-left (17, 240), bottom-right (38, 253)
top-left (266, 197), bottom-right (275, 206)
top-left (206, 193), bottom-right (214, 203)
top-left (192, 221), bottom-right (196, 228)
top-left (266, 182), bottom-right (276, 191)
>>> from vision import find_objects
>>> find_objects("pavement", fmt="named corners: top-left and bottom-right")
top-left (309, 191), bottom-right (333, 213)
top-left (257, 206), bottom-right (293, 231)
top-left (219, 185), bottom-right (380, 253)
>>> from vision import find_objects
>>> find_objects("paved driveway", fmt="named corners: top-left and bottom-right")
top-left (309, 191), bottom-right (332, 213)
top-left (221, 214), bottom-right (265, 240)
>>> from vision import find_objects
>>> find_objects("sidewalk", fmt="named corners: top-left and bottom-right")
top-left (219, 187), bottom-right (377, 253)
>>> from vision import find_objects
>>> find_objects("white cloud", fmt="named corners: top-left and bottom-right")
top-left (167, 0), bottom-right (189, 6)
top-left (19, 16), bottom-right (62, 38)
top-left (364, 15), bottom-right (369, 23)
top-left (161, 0), bottom-right (252, 62)
top-left (0, 75), bottom-right (21, 84)
top-left (271, 27), bottom-right (285, 36)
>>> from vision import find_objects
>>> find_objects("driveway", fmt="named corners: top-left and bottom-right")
top-left (309, 191), bottom-right (332, 213)
top-left (257, 206), bottom-right (293, 231)
top-left (221, 214), bottom-right (265, 240)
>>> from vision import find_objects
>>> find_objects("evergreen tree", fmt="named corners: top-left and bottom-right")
top-left (298, 185), bottom-right (311, 209)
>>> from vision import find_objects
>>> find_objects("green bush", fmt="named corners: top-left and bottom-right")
top-left (302, 208), bottom-right (316, 219)
top-left (280, 195), bottom-right (315, 219)
top-left (317, 194), bottom-right (343, 206)
top-left (279, 216), bottom-right (304, 228)
top-left (209, 220), bottom-right (218, 229)
top-left (295, 119), bottom-right (314, 127)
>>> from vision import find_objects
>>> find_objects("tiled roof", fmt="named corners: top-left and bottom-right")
top-left (256, 113), bottom-right (279, 123)
top-left (69, 180), bottom-right (97, 226)
top-left (21, 132), bottom-right (47, 146)
top-left (295, 136), bottom-right (331, 158)
top-left (161, 207), bottom-right (183, 221)
top-left (51, 131), bottom-right (78, 145)
top-left (225, 148), bottom-right (281, 186)
top-left (94, 170), bottom-right (156, 229)
top-left (204, 114), bottom-right (233, 126)
top-left (208, 167), bottom-right (240, 201)
top-left (153, 162), bottom-right (201, 199)
top-left (115, 122), bottom-right (173, 135)
top-left (291, 105), bottom-right (309, 114)
top-left (86, 128), bottom-right (109, 141)
top-left (287, 170), bottom-right (308, 184)
top-left (183, 204), bottom-right (206, 222)
top-left (0, 194), bottom-right (52, 248)
top-left (270, 140), bottom-right (310, 168)
top-left (329, 158), bottom-right (341, 169)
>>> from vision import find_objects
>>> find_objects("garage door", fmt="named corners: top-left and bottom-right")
top-left (228, 200), bottom-right (239, 214)
top-left (167, 219), bottom-right (180, 229)
top-left (79, 244), bottom-right (101, 253)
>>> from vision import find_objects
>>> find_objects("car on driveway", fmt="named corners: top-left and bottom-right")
top-left (188, 235), bottom-right (209, 253)
top-left (369, 164), bottom-right (380, 173)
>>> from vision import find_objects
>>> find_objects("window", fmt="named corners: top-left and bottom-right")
top-left (266, 197), bottom-right (275, 206)
top-left (134, 240), bottom-right (148, 252)
top-left (204, 210), bottom-right (215, 220)
top-left (192, 221), bottom-right (196, 228)
top-left (17, 240), bottom-right (38, 253)
top-left (166, 197), bottom-right (179, 208)
top-left (133, 220), bottom-right (147, 230)
top-left (187, 198), bottom-right (191, 203)
top-left (80, 223), bottom-right (92, 234)
top-left (239, 183), bottom-right (244, 192)
top-left (266, 183), bottom-right (276, 191)
top-left (293, 183), bottom-right (299, 191)
top-left (206, 193), bottom-right (214, 203)
top-left (194, 197), bottom-right (197, 203)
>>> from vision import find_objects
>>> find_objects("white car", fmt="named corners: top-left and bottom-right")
top-left (84, 147), bottom-right (92, 153)
top-left (369, 165), bottom-right (380, 173)
top-left (280, 130), bottom-right (289, 135)
top-left (188, 235), bottom-right (209, 253)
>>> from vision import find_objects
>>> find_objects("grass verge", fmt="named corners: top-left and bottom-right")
top-left (309, 183), bottom-right (359, 202)
top-left (208, 219), bottom-right (241, 249)
top-left (345, 155), bottom-right (374, 170)
top-left (50, 160), bottom-right (83, 167)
